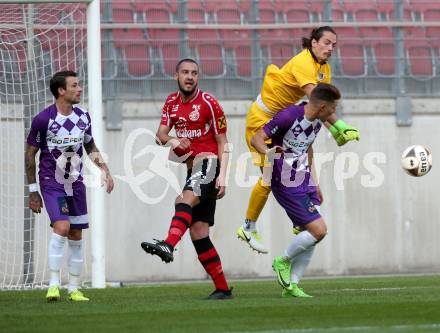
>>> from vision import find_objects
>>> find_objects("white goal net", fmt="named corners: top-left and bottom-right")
top-left (0, 1), bottom-right (89, 289)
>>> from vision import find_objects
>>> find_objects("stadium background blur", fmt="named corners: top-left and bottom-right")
top-left (1, 0), bottom-right (439, 285)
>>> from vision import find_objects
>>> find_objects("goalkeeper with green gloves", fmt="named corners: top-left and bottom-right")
top-left (237, 26), bottom-right (359, 254)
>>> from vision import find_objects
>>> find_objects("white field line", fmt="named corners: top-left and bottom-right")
top-left (324, 285), bottom-right (440, 292)
top-left (224, 323), bottom-right (440, 333)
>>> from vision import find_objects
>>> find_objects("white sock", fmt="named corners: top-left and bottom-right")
top-left (48, 233), bottom-right (66, 287)
top-left (67, 239), bottom-right (83, 293)
top-left (284, 230), bottom-right (317, 260)
top-left (243, 219), bottom-right (257, 232)
top-left (291, 245), bottom-right (315, 284)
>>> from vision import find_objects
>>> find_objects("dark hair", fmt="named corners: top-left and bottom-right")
top-left (309, 83), bottom-right (341, 104)
top-left (49, 70), bottom-right (78, 98)
top-left (302, 26), bottom-right (337, 49)
top-left (175, 58), bottom-right (198, 72)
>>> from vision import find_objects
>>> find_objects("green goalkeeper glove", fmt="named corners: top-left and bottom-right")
top-left (329, 120), bottom-right (360, 146)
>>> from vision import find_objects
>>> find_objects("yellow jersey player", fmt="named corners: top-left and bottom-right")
top-left (237, 26), bottom-right (359, 253)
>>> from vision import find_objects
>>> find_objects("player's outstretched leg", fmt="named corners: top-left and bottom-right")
top-left (236, 223), bottom-right (268, 254)
top-left (141, 239), bottom-right (174, 263)
top-left (237, 178), bottom-right (270, 254)
top-left (141, 203), bottom-right (192, 263)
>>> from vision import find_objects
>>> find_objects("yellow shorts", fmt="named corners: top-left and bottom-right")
top-left (245, 102), bottom-right (273, 166)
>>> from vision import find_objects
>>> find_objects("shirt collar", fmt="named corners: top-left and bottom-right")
top-left (308, 48), bottom-right (327, 65)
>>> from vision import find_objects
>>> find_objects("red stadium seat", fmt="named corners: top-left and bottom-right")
top-left (406, 42), bottom-right (434, 77)
top-left (258, 1), bottom-right (277, 24)
top-left (336, 28), bottom-right (366, 76)
top-left (196, 43), bottom-right (226, 77)
top-left (112, 29), bottom-right (145, 48)
top-left (359, 26), bottom-right (395, 76)
top-left (219, 28), bottom-right (252, 78)
top-left (308, 1), bottom-right (324, 21)
top-left (112, 29), bottom-right (153, 77)
top-left (147, 28), bottom-right (180, 77)
top-left (359, 25), bottom-right (392, 47)
top-left (205, 0), bottom-right (243, 24)
top-left (358, 21), bottom-right (395, 75)
top-left (337, 43), bottom-right (367, 76)
top-left (235, 44), bottom-right (252, 78)
top-left (134, 1), bottom-right (173, 23)
top-left (412, 1), bottom-right (440, 22)
top-left (344, 0), bottom-right (379, 22)
top-left (404, 27), bottom-right (433, 77)
top-left (187, 29), bottom-right (225, 77)
top-left (421, 4), bottom-right (440, 40)
top-left (331, 0), bottom-right (346, 22)
top-left (123, 43), bottom-right (153, 77)
top-left (273, 0), bottom-right (310, 23)
top-left (260, 29), bottom-right (294, 68)
top-left (111, 2), bottom-right (135, 23)
top-left (374, 43), bottom-right (395, 76)
top-left (379, 0), bottom-right (413, 21)
top-left (160, 42), bottom-right (180, 77)
top-left (187, 2), bottom-right (207, 23)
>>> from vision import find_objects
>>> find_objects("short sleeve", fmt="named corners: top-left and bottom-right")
top-left (203, 93), bottom-right (227, 135)
top-left (160, 98), bottom-right (172, 128)
top-left (263, 106), bottom-right (297, 139)
top-left (26, 114), bottom-right (46, 148)
top-left (84, 112), bottom-right (94, 145)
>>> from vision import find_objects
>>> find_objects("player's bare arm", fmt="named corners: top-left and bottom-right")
top-left (214, 133), bottom-right (229, 199)
top-left (156, 124), bottom-right (190, 150)
top-left (25, 144), bottom-right (43, 213)
top-left (251, 129), bottom-right (272, 155)
top-left (84, 141), bottom-right (114, 193)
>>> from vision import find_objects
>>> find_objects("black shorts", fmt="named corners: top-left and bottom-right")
top-left (183, 158), bottom-right (219, 226)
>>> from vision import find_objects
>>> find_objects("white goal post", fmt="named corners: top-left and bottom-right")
top-left (0, 0), bottom-right (105, 289)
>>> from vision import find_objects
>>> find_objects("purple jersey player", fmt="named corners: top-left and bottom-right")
top-left (251, 83), bottom-right (341, 298)
top-left (25, 71), bottom-right (114, 302)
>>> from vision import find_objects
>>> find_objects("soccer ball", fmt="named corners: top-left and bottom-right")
top-left (401, 145), bottom-right (432, 177)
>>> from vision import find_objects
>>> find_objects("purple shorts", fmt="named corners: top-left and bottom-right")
top-left (40, 182), bottom-right (89, 229)
top-left (272, 187), bottom-right (321, 227)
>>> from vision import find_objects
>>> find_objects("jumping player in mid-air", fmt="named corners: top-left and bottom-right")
top-left (251, 83), bottom-right (341, 297)
top-left (238, 26), bottom-right (359, 254)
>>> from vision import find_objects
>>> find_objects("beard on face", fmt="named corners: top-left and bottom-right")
top-left (177, 79), bottom-right (197, 96)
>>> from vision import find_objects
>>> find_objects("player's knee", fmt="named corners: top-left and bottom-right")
top-left (175, 192), bottom-right (198, 207)
top-left (68, 229), bottom-right (82, 240)
top-left (314, 226), bottom-right (327, 242)
top-left (53, 222), bottom-right (70, 237)
top-left (189, 222), bottom-right (208, 240)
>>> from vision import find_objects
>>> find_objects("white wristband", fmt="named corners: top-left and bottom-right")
top-left (29, 183), bottom-right (39, 192)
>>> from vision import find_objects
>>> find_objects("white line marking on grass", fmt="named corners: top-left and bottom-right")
top-left (225, 323), bottom-right (440, 333)
top-left (323, 286), bottom-right (440, 293)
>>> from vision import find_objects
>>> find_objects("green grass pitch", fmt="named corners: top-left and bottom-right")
top-left (1, 275), bottom-right (440, 333)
